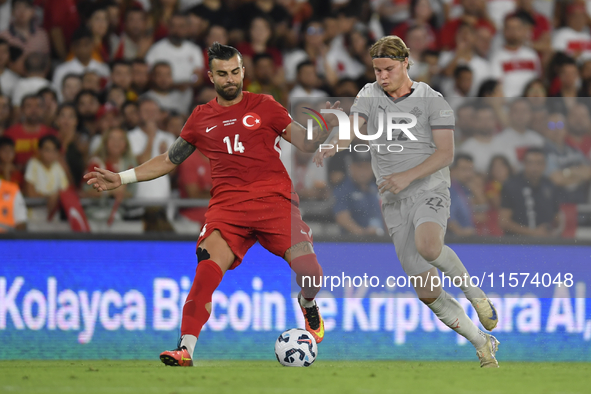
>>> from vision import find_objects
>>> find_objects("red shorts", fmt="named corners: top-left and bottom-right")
top-left (197, 195), bottom-right (313, 269)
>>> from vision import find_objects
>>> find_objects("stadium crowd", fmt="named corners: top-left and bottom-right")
top-left (2, 0), bottom-right (591, 238)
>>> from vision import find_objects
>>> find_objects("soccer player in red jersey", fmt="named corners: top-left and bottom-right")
top-left (84, 43), bottom-right (338, 367)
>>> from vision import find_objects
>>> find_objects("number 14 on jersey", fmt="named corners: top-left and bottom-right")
top-left (223, 134), bottom-right (245, 154)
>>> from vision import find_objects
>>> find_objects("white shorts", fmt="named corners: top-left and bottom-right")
top-left (382, 186), bottom-right (450, 276)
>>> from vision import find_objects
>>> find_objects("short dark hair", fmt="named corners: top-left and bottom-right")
top-left (39, 87), bottom-right (58, 102)
top-left (0, 136), bottom-right (15, 149)
top-left (151, 61), bottom-right (171, 72)
top-left (296, 60), bottom-right (314, 74)
top-left (454, 65), bottom-right (472, 79)
top-left (131, 58), bottom-right (147, 66)
top-left (453, 153), bottom-right (474, 167)
top-left (477, 79), bottom-right (499, 98)
top-left (72, 26), bottom-right (93, 43)
top-left (125, 5), bottom-right (145, 18)
top-left (252, 53), bottom-right (273, 65)
top-left (110, 59), bottom-right (131, 71)
top-left (20, 93), bottom-right (41, 107)
top-left (24, 52), bottom-right (49, 74)
top-left (38, 134), bottom-right (61, 151)
top-left (121, 100), bottom-right (138, 112)
top-left (207, 42), bottom-right (242, 69)
top-left (62, 73), bottom-right (82, 88)
top-left (523, 147), bottom-right (545, 160)
top-left (75, 89), bottom-right (100, 105)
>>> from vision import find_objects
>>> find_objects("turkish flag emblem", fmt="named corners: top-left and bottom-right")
top-left (242, 112), bottom-right (262, 130)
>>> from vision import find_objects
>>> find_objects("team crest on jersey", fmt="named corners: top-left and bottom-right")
top-left (409, 107), bottom-right (423, 117)
top-left (242, 112), bottom-right (262, 130)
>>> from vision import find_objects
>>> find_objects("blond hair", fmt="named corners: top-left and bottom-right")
top-left (369, 36), bottom-right (413, 70)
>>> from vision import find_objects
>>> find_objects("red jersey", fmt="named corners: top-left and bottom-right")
top-left (4, 124), bottom-right (57, 167)
top-left (180, 92), bottom-right (293, 207)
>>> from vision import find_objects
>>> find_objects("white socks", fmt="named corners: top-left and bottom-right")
top-left (180, 334), bottom-right (197, 358)
top-left (299, 292), bottom-right (315, 308)
top-left (429, 246), bottom-right (486, 301)
top-left (428, 291), bottom-right (487, 349)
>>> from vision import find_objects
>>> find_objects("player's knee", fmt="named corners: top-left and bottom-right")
top-left (416, 237), bottom-right (442, 262)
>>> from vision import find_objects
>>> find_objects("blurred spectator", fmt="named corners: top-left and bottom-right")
top-left (54, 103), bottom-right (87, 187)
top-left (374, 0), bottom-right (411, 31)
top-left (552, 57), bottom-right (580, 112)
top-left (145, 13), bottom-right (204, 89)
top-left (458, 104), bottom-right (503, 174)
top-left (52, 27), bottom-right (110, 97)
top-left (201, 24), bottom-right (228, 77)
top-left (81, 70), bottom-right (103, 94)
top-left (83, 127), bottom-right (136, 201)
top-left (106, 86), bottom-right (127, 110)
top-left (188, 1), bottom-right (230, 44)
top-left (127, 98), bottom-right (175, 200)
top-left (4, 93), bottom-right (57, 168)
top-left (75, 90), bottom-right (101, 138)
top-left (0, 94), bottom-right (10, 135)
top-left (0, 38), bottom-right (19, 98)
top-left (448, 153), bottom-right (488, 237)
top-left (454, 102), bottom-right (475, 143)
top-left (439, 23), bottom-right (491, 97)
top-left (23, 134), bottom-right (69, 213)
top-left (0, 136), bottom-right (23, 185)
top-left (144, 61), bottom-right (192, 115)
top-left (490, 13), bottom-right (540, 98)
top-left (444, 65), bottom-right (472, 109)
top-left (495, 98), bottom-right (544, 170)
top-left (333, 152), bottom-right (384, 236)
top-left (39, 87), bottom-right (58, 127)
top-left (0, 0), bottom-right (50, 72)
top-left (150, 0), bottom-right (180, 42)
top-left (113, 7), bottom-right (153, 61)
top-left (522, 78), bottom-right (547, 109)
top-left (483, 155), bottom-right (514, 236)
top-left (0, 178), bottom-right (27, 232)
top-left (474, 24), bottom-right (495, 60)
top-left (233, 0), bottom-right (291, 44)
top-left (78, 3), bottom-right (117, 63)
top-left (326, 23), bottom-right (367, 84)
top-left (500, 147), bottom-right (560, 237)
top-left (391, 0), bottom-right (438, 50)
top-left (121, 100), bottom-right (140, 130)
top-left (291, 148), bottom-right (329, 201)
top-left (237, 16), bottom-right (284, 86)
top-left (543, 110), bottom-right (591, 204)
top-left (176, 149), bottom-right (211, 226)
top-left (245, 53), bottom-right (285, 105)
top-left (438, 0), bottom-right (495, 51)
top-left (131, 59), bottom-right (150, 95)
top-left (552, 2), bottom-right (591, 62)
top-left (288, 60), bottom-right (328, 104)
top-left (60, 73), bottom-right (82, 104)
top-left (43, 0), bottom-right (80, 60)
top-left (110, 60), bottom-right (137, 102)
top-left (11, 52), bottom-right (50, 108)
top-left (566, 102), bottom-right (591, 157)
top-left (165, 111), bottom-right (186, 138)
top-left (513, 1), bottom-right (551, 58)
top-left (90, 102), bottom-right (123, 154)
top-left (404, 25), bottom-right (431, 82)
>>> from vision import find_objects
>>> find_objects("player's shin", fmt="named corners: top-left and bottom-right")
top-left (290, 253), bottom-right (323, 305)
top-left (426, 290), bottom-right (487, 349)
top-left (180, 259), bottom-right (224, 358)
top-left (428, 245), bottom-right (486, 300)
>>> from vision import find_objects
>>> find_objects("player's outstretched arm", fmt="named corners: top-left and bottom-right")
top-left (284, 100), bottom-right (342, 153)
top-left (312, 114), bottom-right (365, 167)
top-left (84, 137), bottom-right (196, 192)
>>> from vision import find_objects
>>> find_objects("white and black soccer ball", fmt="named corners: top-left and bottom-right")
top-left (274, 328), bottom-right (317, 367)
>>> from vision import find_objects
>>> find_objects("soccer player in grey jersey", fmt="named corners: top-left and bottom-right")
top-left (315, 36), bottom-right (501, 368)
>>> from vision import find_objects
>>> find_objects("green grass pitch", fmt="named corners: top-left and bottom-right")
top-left (1, 360), bottom-right (590, 394)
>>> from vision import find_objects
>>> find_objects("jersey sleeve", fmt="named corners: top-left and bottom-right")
top-left (427, 93), bottom-right (455, 131)
top-left (179, 106), bottom-right (202, 146)
top-left (264, 95), bottom-right (291, 135)
top-left (350, 84), bottom-right (373, 120)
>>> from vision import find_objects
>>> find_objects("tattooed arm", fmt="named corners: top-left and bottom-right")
top-left (85, 137), bottom-right (197, 191)
top-left (283, 101), bottom-right (342, 153)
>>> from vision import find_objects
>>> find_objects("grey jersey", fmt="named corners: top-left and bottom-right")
top-left (349, 81), bottom-right (455, 203)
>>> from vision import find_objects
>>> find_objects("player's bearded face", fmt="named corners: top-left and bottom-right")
top-left (215, 78), bottom-right (243, 101)
top-left (210, 57), bottom-right (245, 101)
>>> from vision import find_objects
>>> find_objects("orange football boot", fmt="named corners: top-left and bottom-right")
top-left (299, 293), bottom-right (325, 344)
top-left (160, 346), bottom-right (193, 367)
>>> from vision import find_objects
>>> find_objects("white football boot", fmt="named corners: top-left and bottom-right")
top-left (476, 333), bottom-right (500, 368)
top-left (472, 298), bottom-right (499, 331)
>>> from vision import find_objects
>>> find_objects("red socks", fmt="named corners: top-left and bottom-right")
top-left (181, 259), bottom-right (224, 337)
top-left (290, 254), bottom-right (323, 300)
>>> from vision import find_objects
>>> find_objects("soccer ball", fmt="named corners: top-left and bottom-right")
top-left (274, 328), bottom-right (318, 367)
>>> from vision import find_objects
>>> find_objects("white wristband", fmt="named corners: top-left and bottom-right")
top-left (119, 169), bottom-right (137, 185)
